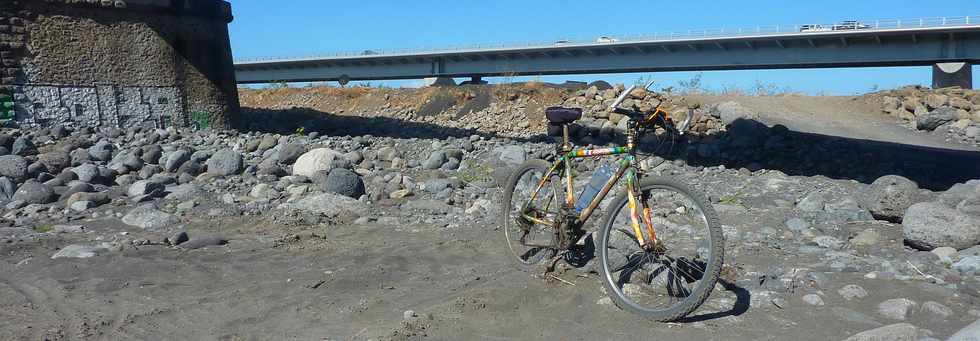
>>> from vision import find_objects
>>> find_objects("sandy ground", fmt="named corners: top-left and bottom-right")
top-left (0, 207), bottom-right (975, 340)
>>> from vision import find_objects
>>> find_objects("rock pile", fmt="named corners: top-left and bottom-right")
top-left (873, 86), bottom-right (980, 146)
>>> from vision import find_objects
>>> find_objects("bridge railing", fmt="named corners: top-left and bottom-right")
top-left (235, 15), bottom-right (978, 63)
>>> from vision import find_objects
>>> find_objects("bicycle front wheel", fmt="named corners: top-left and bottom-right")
top-left (597, 177), bottom-right (723, 321)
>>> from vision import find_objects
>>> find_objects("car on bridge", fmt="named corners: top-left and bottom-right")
top-left (595, 36), bottom-right (619, 43)
top-left (799, 24), bottom-right (831, 32)
top-left (832, 20), bottom-right (871, 30)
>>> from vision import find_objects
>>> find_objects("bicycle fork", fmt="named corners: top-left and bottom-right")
top-left (626, 172), bottom-right (660, 251)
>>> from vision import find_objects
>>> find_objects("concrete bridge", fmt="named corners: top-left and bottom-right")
top-left (234, 16), bottom-right (980, 89)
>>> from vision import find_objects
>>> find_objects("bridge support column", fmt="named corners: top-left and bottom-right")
top-left (932, 62), bottom-right (973, 89)
top-left (469, 76), bottom-right (488, 85)
top-left (423, 77), bottom-right (456, 87)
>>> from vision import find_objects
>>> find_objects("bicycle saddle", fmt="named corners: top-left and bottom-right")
top-left (545, 107), bottom-right (582, 124)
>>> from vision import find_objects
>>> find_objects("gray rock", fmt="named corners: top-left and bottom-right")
top-left (128, 180), bottom-right (165, 198)
top-left (165, 149), bottom-right (191, 172)
top-left (862, 175), bottom-right (918, 222)
top-left (321, 168), bottom-right (365, 198)
top-left (493, 145), bottom-right (526, 166)
top-left (838, 284), bottom-right (869, 300)
top-left (278, 143), bottom-right (306, 165)
top-left (141, 145), bottom-right (163, 164)
top-left (277, 192), bottom-right (367, 218)
top-left (422, 178), bottom-right (452, 194)
top-left (71, 163), bottom-right (100, 183)
top-left (167, 231), bottom-right (189, 246)
top-left (422, 150), bottom-right (447, 170)
top-left (796, 191), bottom-right (827, 212)
top-left (802, 294), bottom-right (824, 306)
top-left (69, 148), bottom-right (89, 165)
top-left (51, 244), bottom-right (107, 259)
top-left (11, 181), bottom-right (55, 204)
top-left (38, 151), bottom-right (70, 174)
top-left (165, 183), bottom-right (202, 201)
top-left (916, 107), bottom-right (957, 131)
top-left (0, 177), bottom-right (16, 200)
top-left (87, 140), bottom-right (114, 161)
top-left (949, 318), bottom-right (980, 341)
top-left (877, 298), bottom-right (916, 320)
top-left (953, 256), bottom-right (980, 275)
top-left (66, 192), bottom-right (109, 208)
top-left (919, 301), bottom-right (952, 319)
top-left (0, 155), bottom-right (28, 182)
top-left (206, 148), bottom-right (243, 176)
top-left (842, 323), bottom-right (918, 341)
top-left (441, 157), bottom-right (460, 171)
top-left (11, 136), bottom-right (36, 156)
top-left (121, 205), bottom-right (180, 230)
top-left (69, 200), bottom-right (97, 211)
top-left (785, 217), bottom-right (810, 233)
top-left (257, 135), bottom-right (278, 151)
top-left (712, 101), bottom-right (755, 125)
top-left (903, 201), bottom-right (980, 250)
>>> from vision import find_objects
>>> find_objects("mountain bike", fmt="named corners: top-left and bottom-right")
top-left (500, 83), bottom-right (724, 321)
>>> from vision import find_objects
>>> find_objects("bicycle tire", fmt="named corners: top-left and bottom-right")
top-left (596, 176), bottom-right (724, 321)
top-left (500, 159), bottom-right (559, 270)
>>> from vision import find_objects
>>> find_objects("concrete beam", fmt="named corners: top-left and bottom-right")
top-left (933, 62), bottom-right (973, 89)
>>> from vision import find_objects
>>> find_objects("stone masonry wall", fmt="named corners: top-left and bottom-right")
top-left (0, 0), bottom-right (239, 129)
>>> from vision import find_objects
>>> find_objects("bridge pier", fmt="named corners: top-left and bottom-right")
top-left (423, 77), bottom-right (456, 87)
top-left (933, 62), bottom-right (973, 89)
top-left (460, 76), bottom-right (488, 85)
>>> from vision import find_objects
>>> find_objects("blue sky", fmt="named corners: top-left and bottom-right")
top-left (228, 1), bottom-right (977, 94)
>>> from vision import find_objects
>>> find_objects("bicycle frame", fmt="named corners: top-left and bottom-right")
top-left (520, 124), bottom-right (660, 248)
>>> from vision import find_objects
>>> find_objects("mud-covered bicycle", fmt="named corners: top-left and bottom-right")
top-left (500, 83), bottom-right (724, 321)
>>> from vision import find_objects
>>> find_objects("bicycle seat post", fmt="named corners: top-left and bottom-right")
top-left (560, 124), bottom-right (572, 152)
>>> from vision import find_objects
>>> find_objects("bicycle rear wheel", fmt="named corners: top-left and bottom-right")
top-left (500, 159), bottom-right (560, 270)
top-left (597, 177), bottom-right (723, 321)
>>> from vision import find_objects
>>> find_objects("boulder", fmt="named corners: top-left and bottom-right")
top-left (292, 148), bottom-right (344, 177)
top-left (87, 140), bottom-right (114, 161)
top-left (0, 177), bottom-right (15, 200)
top-left (842, 323), bottom-right (918, 341)
top-left (903, 201), bottom-right (980, 250)
top-left (712, 101), bottom-right (756, 125)
top-left (11, 136), bottom-right (37, 156)
top-left (66, 192), bottom-right (110, 208)
top-left (71, 163), bottom-right (100, 183)
top-left (38, 151), bottom-right (71, 174)
top-left (206, 148), bottom-right (243, 176)
top-left (128, 180), bottom-right (165, 198)
top-left (916, 107), bottom-right (957, 131)
top-left (11, 181), bottom-right (55, 204)
top-left (320, 168), bottom-right (365, 198)
top-left (121, 205), bottom-right (179, 230)
top-left (492, 145), bottom-right (526, 167)
top-left (278, 143), bottom-right (306, 165)
top-left (949, 318), bottom-right (980, 341)
top-left (277, 192), bottom-right (367, 218)
top-left (165, 149), bottom-right (191, 172)
top-left (0, 155), bottom-right (28, 182)
top-left (862, 175), bottom-right (919, 222)
top-left (422, 150), bottom-right (447, 169)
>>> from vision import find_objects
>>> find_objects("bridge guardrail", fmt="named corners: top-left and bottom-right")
top-left (235, 15), bottom-right (978, 63)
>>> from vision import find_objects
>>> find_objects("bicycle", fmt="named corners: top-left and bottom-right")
top-left (500, 83), bottom-right (724, 321)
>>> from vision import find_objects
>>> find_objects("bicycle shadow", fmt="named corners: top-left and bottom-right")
top-left (673, 279), bottom-right (751, 323)
top-left (566, 234), bottom-right (750, 323)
